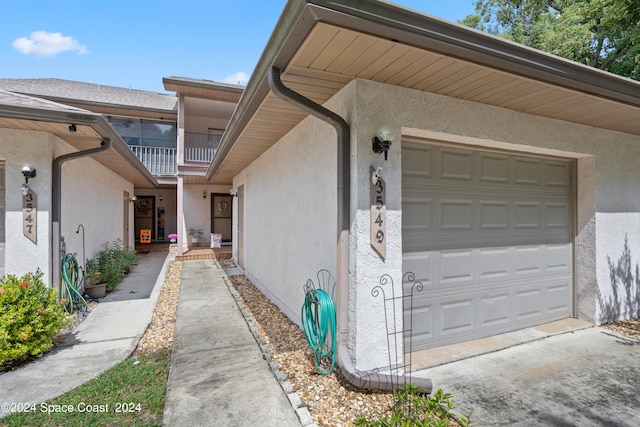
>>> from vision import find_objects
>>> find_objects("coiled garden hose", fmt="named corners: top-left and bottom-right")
top-left (301, 288), bottom-right (336, 375)
top-left (61, 253), bottom-right (88, 313)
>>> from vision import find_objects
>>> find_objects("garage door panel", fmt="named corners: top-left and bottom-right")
top-left (403, 141), bottom-right (573, 350)
top-left (440, 149), bottom-right (473, 180)
top-left (440, 251), bottom-right (473, 283)
top-left (480, 153), bottom-right (509, 183)
top-left (480, 292), bottom-right (511, 327)
top-left (479, 248), bottom-right (509, 279)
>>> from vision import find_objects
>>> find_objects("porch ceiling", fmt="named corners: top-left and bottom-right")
top-left (208, 1), bottom-right (640, 184)
top-left (0, 116), bottom-right (157, 188)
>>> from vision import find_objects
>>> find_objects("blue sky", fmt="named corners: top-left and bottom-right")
top-left (2, 1), bottom-right (476, 94)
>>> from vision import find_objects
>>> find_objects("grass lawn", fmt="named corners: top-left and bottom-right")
top-left (0, 349), bottom-right (169, 427)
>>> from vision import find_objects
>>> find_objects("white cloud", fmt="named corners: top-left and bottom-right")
top-left (223, 72), bottom-right (249, 85)
top-left (12, 31), bottom-right (89, 57)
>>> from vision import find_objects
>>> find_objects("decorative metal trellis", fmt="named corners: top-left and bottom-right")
top-left (371, 271), bottom-right (424, 391)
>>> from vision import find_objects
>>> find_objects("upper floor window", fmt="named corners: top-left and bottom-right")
top-left (108, 117), bottom-right (177, 149)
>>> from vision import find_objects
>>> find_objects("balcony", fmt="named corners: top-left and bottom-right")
top-left (184, 131), bottom-right (220, 164)
top-left (130, 146), bottom-right (177, 175)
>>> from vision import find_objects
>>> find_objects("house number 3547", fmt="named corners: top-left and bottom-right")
top-left (370, 167), bottom-right (386, 260)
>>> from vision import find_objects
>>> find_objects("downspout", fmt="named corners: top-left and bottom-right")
top-left (268, 67), bottom-right (431, 392)
top-left (52, 139), bottom-right (112, 296)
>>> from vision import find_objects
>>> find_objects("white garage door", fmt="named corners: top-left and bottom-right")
top-left (402, 140), bottom-right (573, 350)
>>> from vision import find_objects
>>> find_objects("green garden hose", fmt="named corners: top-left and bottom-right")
top-left (61, 253), bottom-right (88, 313)
top-left (301, 288), bottom-right (336, 375)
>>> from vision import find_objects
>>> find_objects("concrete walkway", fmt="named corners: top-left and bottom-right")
top-left (422, 327), bottom-right (640, 426)
top-left (162, 259), bottom-right (303, 427)
top-left (0, 250), bottom-right (172, 419)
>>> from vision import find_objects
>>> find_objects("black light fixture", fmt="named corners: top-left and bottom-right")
top-left (68, 124), bottom-right (77, 133)
top-left (203, 191), bottom-right (207, 199)
top-left (372, 126), bottom-right (395, 161)
top-left (22, 166), bottom-right (36, 183)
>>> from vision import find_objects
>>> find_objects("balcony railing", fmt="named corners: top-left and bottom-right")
top-left (130, 146), bottom-right (177, 175)
top-left (185, 131), bottom-right (220, 163)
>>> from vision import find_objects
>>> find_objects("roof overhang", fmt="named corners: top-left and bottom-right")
top-left (0, 92), bottom-right (158, 188)
top-left (205, 0), bottom-right (640, 183)
top-left (163, 77), bottom-right (244, 103)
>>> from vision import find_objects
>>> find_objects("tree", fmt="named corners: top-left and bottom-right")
top-left (460, 0), bottom-right (640, 80)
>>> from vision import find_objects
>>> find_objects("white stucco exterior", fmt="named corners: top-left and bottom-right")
top-left (181, 184), bottom-right (233, 247)
top-left (1, 129), bottom-right (54, 279)
top-left (234, 78), bottom-right (640, 374)
top-left (59, 147), bottom-right (136, 259)
top-left (233, 111), bottom-right (338, 322)
top-left (0, 127), bottom-right (138, 286)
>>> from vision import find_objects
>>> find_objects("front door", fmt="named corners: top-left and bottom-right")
top-left (211, 194), bottom-right (232, 243)
top-left (134, 196), bottom-right (155, 242)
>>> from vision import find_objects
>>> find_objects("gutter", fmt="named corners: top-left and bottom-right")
top-left (0, 95), bottom-right (158, 290)
top-left (52, 139), bottom-right (112, 295)
top-left (268, 66), bottom-right (432, 393)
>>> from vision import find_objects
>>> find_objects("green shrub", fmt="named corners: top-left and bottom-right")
top-left (354, 385), bottom-right (473, 427)
top-left (94, 240), bottom-right (138, 292)
top-left (0, 271), bottom-right (71, 370)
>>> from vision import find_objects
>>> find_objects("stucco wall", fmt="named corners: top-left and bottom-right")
top-left (0, 128), bottom-right (137, 286)
top-left (234, 77), bottom-right (640, 374)
top-left (0, 129), bottom-right (53, 280)
top-left (351, 79), bottom-right (640, 338)
top-left (59, 143), bottom-right (136, 261)
top-left (182, 184), bottom-right (233, 246)
top-left (233, 111), bottom-right (338, 323)
top-left (134, 188), bottom-right (177, 240)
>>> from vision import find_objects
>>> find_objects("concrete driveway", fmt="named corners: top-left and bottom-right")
top-left (422, 327), bottom-right (640, 426)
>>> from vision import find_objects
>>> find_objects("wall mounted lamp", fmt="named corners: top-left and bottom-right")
top-left (68, 124), bottom-right (77, 133)
top-left (372, 126), bottom-right (396, 161)
top-left (203, 191), bottom-right (207, 199)
top-left (229, 189), bottom-right (237, 197)
top-left (130, 195), bottom-right (137, 203)
top-left (159, 194), bottom-right (163, 203)
top-left (371, 167), bottom-right (383, 185)
top-left (22, 166), bottom-right (36, 184)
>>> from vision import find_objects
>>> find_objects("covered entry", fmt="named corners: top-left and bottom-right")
top-left (402, 139), bottom-right (573, 350)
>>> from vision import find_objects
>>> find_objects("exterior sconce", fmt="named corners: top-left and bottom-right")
top-left (68, 124), bottom-right (77, 133)
top-left (130, 196), bottom-right (137, 203)
top-left (372, 126), bottom-right (395, 161)
top-left (371, 167), bottom-right (383, 185)
top-left (159, 194), bottom-right (163, 203)
top-left (229, 189), bottom-right (237, 197)
top-left (203, 191), bottom-right (207, 199)
top-left (22, 166), bottom-right (36, 183)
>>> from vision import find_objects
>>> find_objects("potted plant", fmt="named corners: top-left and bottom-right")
top-left (83, 258), bottom-right (106, 299)
top-left (188, 228), bottom-right (203, 246)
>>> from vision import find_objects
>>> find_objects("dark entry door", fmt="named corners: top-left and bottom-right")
top-left (134, 196), bottom-right (155, 242)
top-left (211, 194), bottom-right (232, 243)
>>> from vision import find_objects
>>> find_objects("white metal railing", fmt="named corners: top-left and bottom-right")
top-left (184, 131), bottom-right (219, 163)
top-left (130, 146), bottom-right (177, 175)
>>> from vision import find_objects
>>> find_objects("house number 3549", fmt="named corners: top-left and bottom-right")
top-left (370, 167), bottom-right (386, 260)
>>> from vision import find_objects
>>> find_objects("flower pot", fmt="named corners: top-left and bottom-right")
top-left (85, 283), bottom-right (107, 299)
